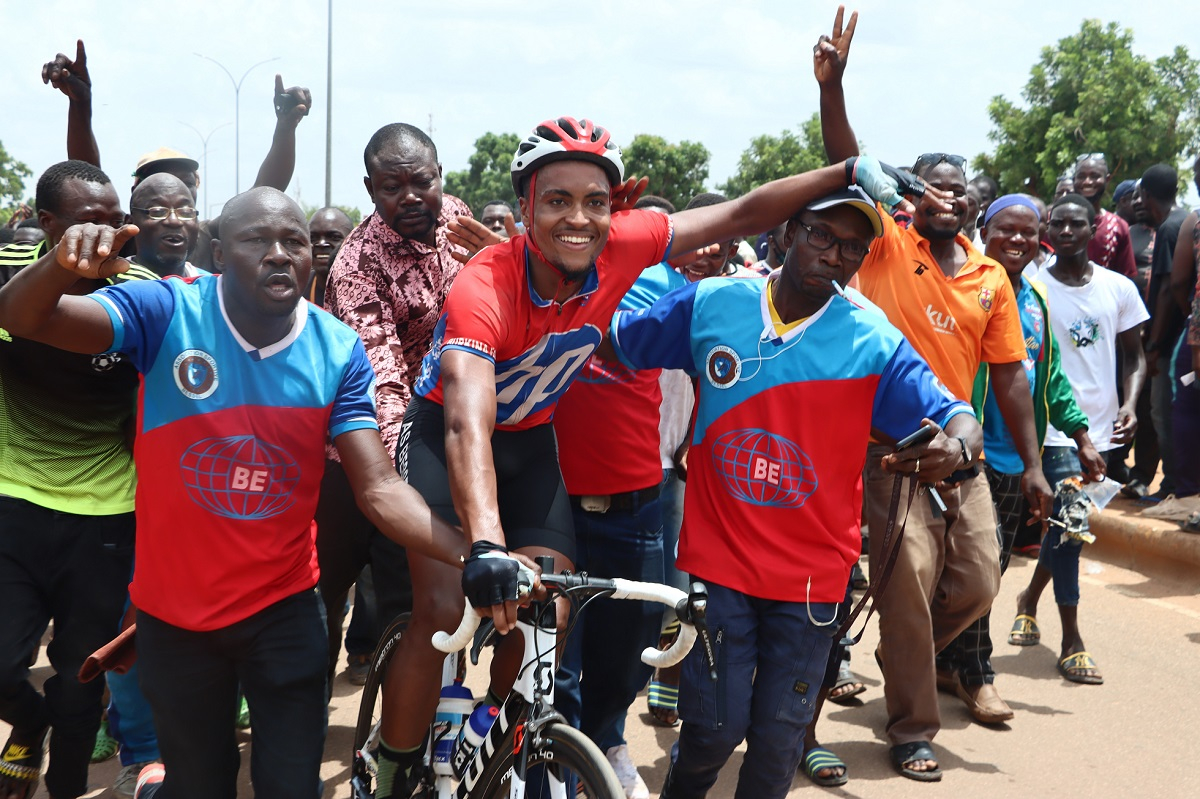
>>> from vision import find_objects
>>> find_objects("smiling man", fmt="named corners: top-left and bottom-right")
top-left (1071, 154), bottom-right (1138, 280)
top-left (814, 7), bottom-right (1051, 780)
top-left (0, 187), bottom-right (468, 799)
top-left (364, 115), bottom-right (917, 797)
top-left (306, 206), bottom-right (353, 306)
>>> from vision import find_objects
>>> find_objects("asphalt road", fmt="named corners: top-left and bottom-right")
top-left (11, 546), bottom-right (1200, 798)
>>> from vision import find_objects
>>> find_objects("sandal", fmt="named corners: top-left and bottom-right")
top-left (827, 661), bottom-right (866, 705)
top-left (1057, 651), bottom-right (1104, 685)
top-left (1182, 512), bottom-right (1200, 533)
top-left (1007, 614), bottom-right (1040, 646)
top-left (91, 718), bottom-right (119, 763)
top-left (850, 562), bottom-right (868, 591)
top-left (0, 735), bottom-right (44, 799)
top-left (646, 680), bottom-right (679, 726)
top-left (890, 741), bottom-right (942, 782)
top-left (803, 746), bottom-right (848, 787)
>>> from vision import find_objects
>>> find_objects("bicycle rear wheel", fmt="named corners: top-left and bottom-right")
top-left (351, 613), bottom-right (410, 799)
top-left (472, 721), bottom-right (622, 799)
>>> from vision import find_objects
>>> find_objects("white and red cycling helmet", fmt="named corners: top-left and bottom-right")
top-left (511, 117), bottom-right (625, 197)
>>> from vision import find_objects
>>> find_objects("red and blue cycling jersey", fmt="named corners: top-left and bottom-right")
top-left (89, 275), bottom-right (378, 630)
top-left (413, 210), bottom-right (673, 430)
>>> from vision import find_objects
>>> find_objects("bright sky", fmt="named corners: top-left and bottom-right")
top-left (3, 0), bottom-right (1198, 218)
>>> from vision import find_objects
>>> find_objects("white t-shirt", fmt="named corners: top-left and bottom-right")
top-left (1037, 260), bottom-right (1149, 451)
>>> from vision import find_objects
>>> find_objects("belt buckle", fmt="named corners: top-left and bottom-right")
top-left (580, 495), bottom-right (611, 514)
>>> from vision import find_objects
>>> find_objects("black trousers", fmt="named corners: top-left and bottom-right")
top-left (313, 459), bottom-right (412, 689)
top-left (0, 496), bottom-right (134, 799)
top-left (136, 589), bottom-right (328, 799)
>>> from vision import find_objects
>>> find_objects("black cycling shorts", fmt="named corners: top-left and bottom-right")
top-left (397, 395), bottom-right (576, 563)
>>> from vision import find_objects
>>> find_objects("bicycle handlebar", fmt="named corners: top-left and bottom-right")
top-left (432, 574), bottom-right (709, 672)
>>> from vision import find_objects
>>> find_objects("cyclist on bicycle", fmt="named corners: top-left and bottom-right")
top-left (379, 115), bottom-right (917, 798)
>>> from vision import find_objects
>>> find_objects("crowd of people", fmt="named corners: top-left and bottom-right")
top-left (1, 7), bottom-right (1198, 799)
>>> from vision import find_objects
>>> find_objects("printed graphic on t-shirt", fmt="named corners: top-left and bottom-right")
top-left (1068, 316), bottom-right (1102, 348)
top-left (711, 428), bottom-right (819, 509)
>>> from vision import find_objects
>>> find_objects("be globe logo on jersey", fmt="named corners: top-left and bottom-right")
top-left (179, 435), bottom-right (300, 520)
top-left (710, 428), bottom-right (818, 508)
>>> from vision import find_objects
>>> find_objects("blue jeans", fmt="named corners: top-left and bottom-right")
top-left (557, 494), bottom-right (664, 752)
top-left (660, 469), bottom-right (687, 592)
top-left (108, 663), bottom-right (161, 767)
top-left (1037, 447), bottom-right (1085, 607)
top-left (667, 582), bottom-right (837, 799)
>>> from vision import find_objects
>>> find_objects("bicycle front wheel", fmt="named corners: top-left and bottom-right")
top-left (472, 721), bottom-right (623, 799)
top-left (350, 613), bottom-right (410, 799)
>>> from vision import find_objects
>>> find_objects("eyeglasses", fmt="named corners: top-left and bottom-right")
top-left (131, 205), bottom-right (198, 221)
top-left (913, 153), bottom-right (967, 172)
top-left (796, 222), bottom-right (870, 263)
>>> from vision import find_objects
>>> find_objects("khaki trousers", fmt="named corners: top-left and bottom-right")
top-left (864, 445), bottom-right (1001, 745)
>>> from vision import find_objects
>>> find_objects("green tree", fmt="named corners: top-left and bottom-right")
top-left (975, 20), bottom-right (1200, 198)
top-left (719, 114), bottom-right (828, 199)
top-left (0, 140), bottom-right (33, 223)
top-left (443, 132), bottom-right (522, 217)
top-left (621, 134), bottom-right (710, 210)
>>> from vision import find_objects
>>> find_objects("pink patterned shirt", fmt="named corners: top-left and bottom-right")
top-left (325, 196), bottom-right (471, 459)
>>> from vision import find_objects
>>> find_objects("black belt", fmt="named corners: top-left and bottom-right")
top-left (570, 484), bottom-right (662, 514)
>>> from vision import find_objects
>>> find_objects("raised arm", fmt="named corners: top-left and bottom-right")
top-left (336, 428), bottom-right (468, 568)
top-left (814, 6), bottom-right (860, 162)
top-left (0, 223), bottom-right (133, 353)
top-left (41, 40), bottom-right (101, 166)
top-left (252, 74), bottom-right (312, 191)
top-left (668, 158), bottom-right (916, 255)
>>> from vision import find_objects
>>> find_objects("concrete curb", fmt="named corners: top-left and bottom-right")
top-left (1087, 497), bottom-right (1200, 581)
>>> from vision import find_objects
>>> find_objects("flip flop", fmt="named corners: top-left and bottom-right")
top-left (1057, 651), bottom-right (1104, 685)
top-left (1007, 614), bottom-right (1040, 646)
top-left (803, 746), bottom-right (848, 787)
top-left (0, 736), bottom-right (43, 799)
top-left (827, 661), bottom-right (867, 705)
top-left (890, 741), bottom-right (942, 782)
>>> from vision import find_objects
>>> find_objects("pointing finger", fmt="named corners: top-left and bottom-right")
top-left (274, 73), bottom-right (284, 96)
top-left (75, 39), bottom-right (87, 69)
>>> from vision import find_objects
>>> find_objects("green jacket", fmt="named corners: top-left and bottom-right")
top-left (972, 277), bottom-right (1088, 450)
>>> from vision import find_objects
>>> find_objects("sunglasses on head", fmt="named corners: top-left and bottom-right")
top-left (1074, 152), bottom-right (1106, 167)
top-left (913, 153), bottom-right (967, 172)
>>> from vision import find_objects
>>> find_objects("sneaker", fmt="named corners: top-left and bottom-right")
top-left (115, 761), bottom-right (159, 797)
top-left (346, 653), bottom-right (371, 686)
top-left (1139, 494), bottom-right (1200, 521)
top-left (236, 696), bottom-right (251, 730)
top-left (134, 763), bottom-right (165, 798)
top-left (91, 718), bottom-right (119, 763)
top-left (605, 744), bottom-right (649, 799)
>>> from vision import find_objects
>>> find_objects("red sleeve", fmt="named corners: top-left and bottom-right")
top-left (1112, 216), bottom-right (1138, 280)
top-left (604, 209), bottom-right (674, 279)
top-left (439, 249), bottom-right (510, 361)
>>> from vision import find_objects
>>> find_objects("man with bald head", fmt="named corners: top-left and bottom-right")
top-left (115, 173), bottom-right (206, 283)
top-left (315, 124), bottom-right (471, 693)
top-left (307, 206), bottom-right (354, 306)
top-left (0, 187), bottom-right (470, 799)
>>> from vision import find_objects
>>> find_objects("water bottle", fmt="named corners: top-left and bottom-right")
top-left (431, 680), bottom-right (474, 776)
top-left (452, 703), bottom-right (500, 777)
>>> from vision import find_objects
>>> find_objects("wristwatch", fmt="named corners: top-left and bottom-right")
top-left (953, 436), bottom-right (972, 468)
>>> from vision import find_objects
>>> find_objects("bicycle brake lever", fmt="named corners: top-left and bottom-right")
top-left (686, 582), bottom-right (718, 682)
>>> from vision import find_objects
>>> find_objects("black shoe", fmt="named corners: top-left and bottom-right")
top-left (1120, 479), bottom-right (1148, 499)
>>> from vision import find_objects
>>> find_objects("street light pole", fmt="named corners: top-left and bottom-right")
top-left (194, 53), bottom-right (280, 194)
top-left (179, 121), bottom-right (231, 216)
top-left (325, 0), bottom-right (334, 207)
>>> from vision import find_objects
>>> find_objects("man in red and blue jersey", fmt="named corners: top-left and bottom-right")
top-left (377, 114), bottom-right (927, 797)
top-left (0, 187), bottom-right (469, 799)
top-left (610, 186), bottom-right (984, 799)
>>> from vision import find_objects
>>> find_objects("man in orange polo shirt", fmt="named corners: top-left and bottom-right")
top-left (813, 7), bottom-right (1053, 782)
